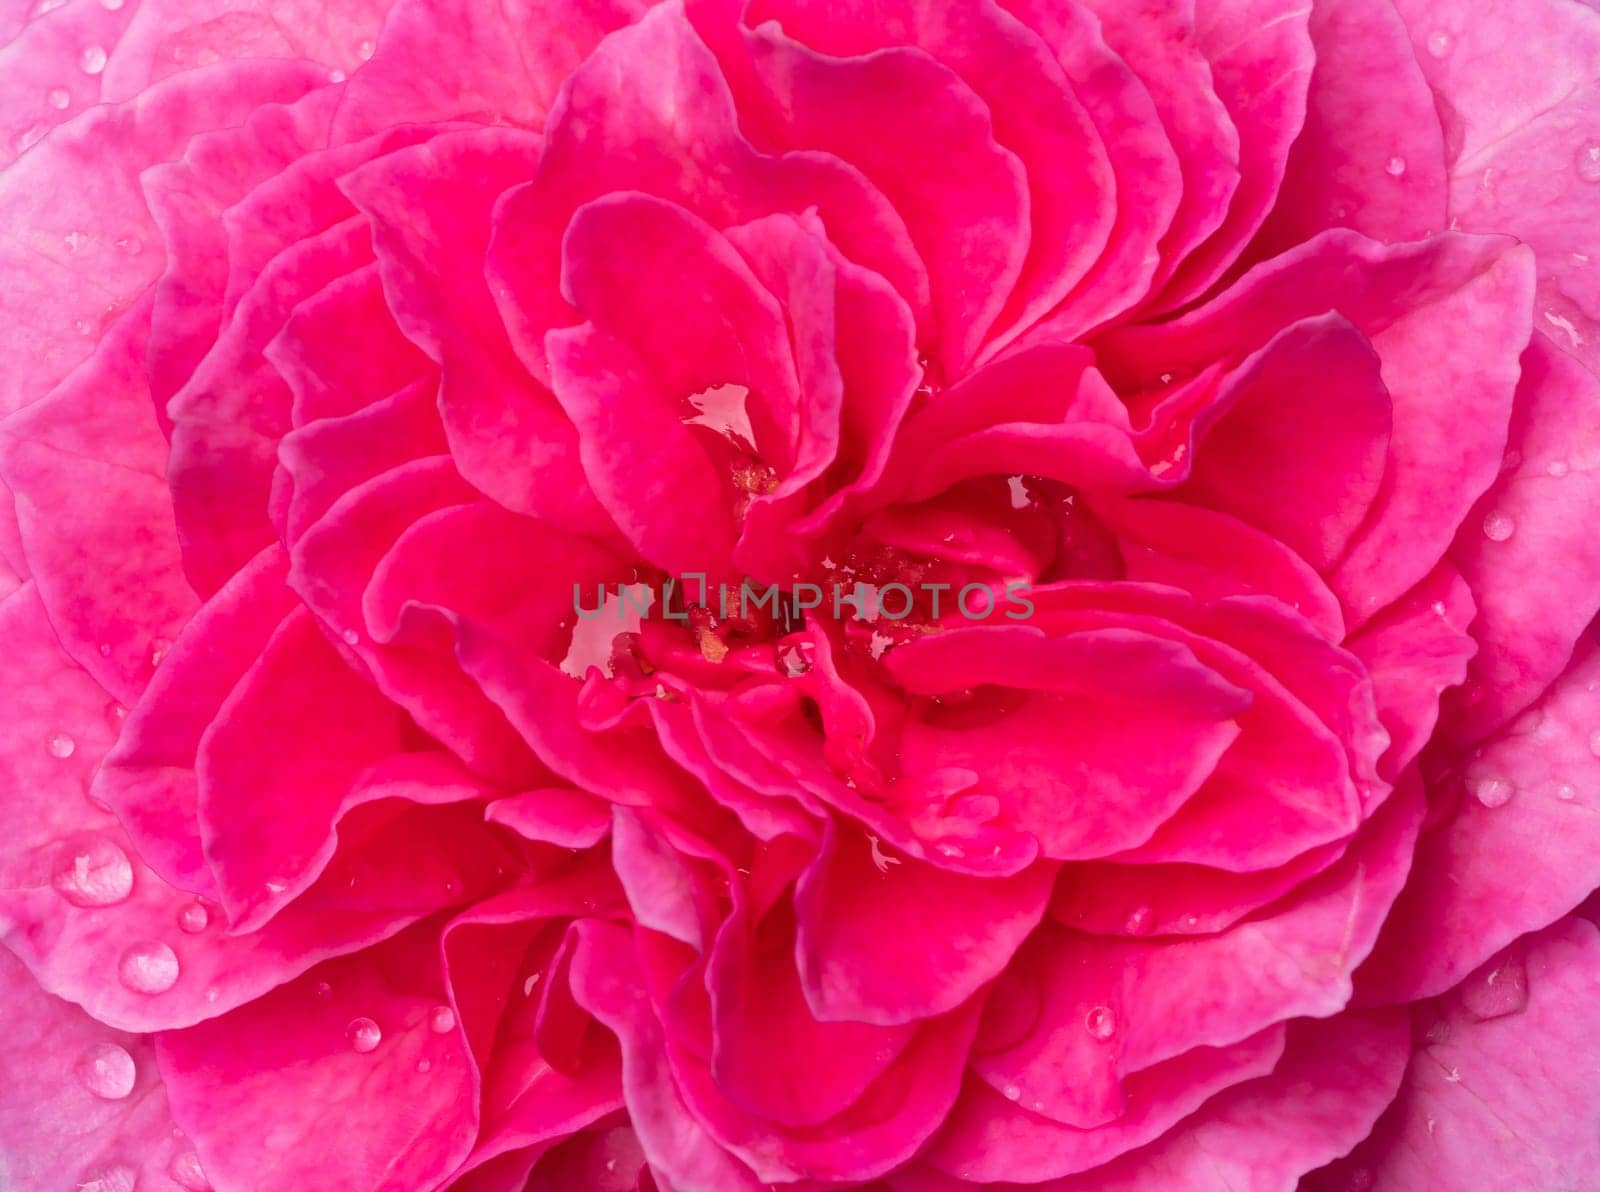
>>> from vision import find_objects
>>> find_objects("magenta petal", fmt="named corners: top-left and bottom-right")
top-left (487, 3), bottom-right (927, 387)
top-left (1359, 918), bottom-right (1600, 1188)
top-left (569, 919), bottom-right (769, 1192)
top-left (888, 626), bottom-right (1248, 860)
top-left (340, 128), bottom-right (613, 533)
top-left (100, 0), bottom-right (394, 100)
top-left (744, 21), bottom-right (1028, 373)
top-left (1444, 333), bottom-right (1600, 744)
top-left (0, 297), bottom-right (199, 708)
top-left (1256, 0), bottom-right (1447, 252)
top-left (927, 1028), bottom-right (1285, 1181)
top-left (333, 0), bottom-right (649, 137)
top-left (795, 821), bottom-right (1053, 1025)
top-left (1359, 643), bottom-right (1600, 1003)
top-left (196, 607), bottom-right (411, 927)
top-left (486, 788), bottom-right (613, 850)
top-left (1180, 313), bottom-right (1391, 571)
top-left (93, 545), bottom-right (295, 895)
top-left (157, 926), bottom-right (477, 1192)
top-left (1148, 0), bottom-right (1314, 309)
top-left (0, 59), bottom-right (327, 415)
top-left (0, 947), bottom-right (195, 1192)
top-left (1397, 0), bottom-right (1600, 374)
top-left (707, 897), bottom-right (915, 1128)
top-left (1347, 563), bottom-right (1477, 777)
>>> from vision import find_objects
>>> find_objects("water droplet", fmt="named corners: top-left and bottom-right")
top-left (47, 87), bottom-right (70, 110)
top-left (1085, 1005), bottom-right (1117, 1040)
top-left (170, 1150), bottom-right (209, 1190)
top-left (315, 980), bottom-right (333, 999)
top-left (522, 973), bottom-right (541, 996)
top-left (114, 236), bottom-right (142, 255)
top-left (1588, 731), bottom-right (1600, 758)
top-left (47, 731), bottom-right (76, 758)
top-left (328, 69), bottom-right (347, 83)
top-left (416, 1057), bottom-right (432, 1073)
top-left (63, 230), bottom-right (88, 253)
top-left (105, 701), bottom-right (127, 732)
top-left (79, 44), bottom-right (108, 75)
top-left (1482, 511), bottom-right (1516, 542)
top-left (1547, 459), bottom-right (1570, 477)
top-left (31, 0), bottom-right (68, 15)
top-left (357, 39), bottom-right (375, 60)
top-left (178, 901), bottom-right (210, 933)
top-left (119, 941), bottom-right (180, 994)
top-left (77, 1041), bottom-right (136, 1099)
top-left (148, 637), bottom-right (172, 668)
top-left (1556, 783), bottom-right (1578, 801)
top-left (347, 1016), bottom-right (382, 1053)
top-left (1001, 1083), bottom-right (1021, 1102)
top-left (100, 0), bottom-right (127, 9)
top-left (1426, 30), bottom-right (1452, 58)
top-left (1579, 143), bottom-right (1600, 184)
top-left (77, 1163), bottom-right (136, 1192)
top-left (1472, 775), bottom-right (1514, 808)
top-left (1385, 155), bottom-right (1407, 177)
top-left (428, 1005), bottom-right (456, 1034)
top-left (52, 837), bottom-right (133, 907)
top-left (341, 628), bottom-right (359, 646)
top-left (1124, 906), bottom-right (1154, 935)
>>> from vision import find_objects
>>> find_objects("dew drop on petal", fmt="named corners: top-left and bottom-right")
top-left (1001, 1083), bottom-right (1021, 1102)
top-left (47, 731), bottom-right (76, 758)
top-left (47, 87), bottom-right (70, 109)
top-left (1385, 155), bottom-right (1407, 177)
top-left (1579, 143), bottom-right (1600, 184)
top-left (119, 941), bottom-right (180, 994)
top-left (1556, 783), bottom-right (1578, 801)
top-left (100, 0), bottom-right (127, 9)
top-left (428, 1005), bottom-right (456, 1034)
top-left (178, 901), bottom-right (210, 933)
top-left (1472, 776), bottom-right (1515, 808)
top-left (52, 837), bottom-right (133, 907)
top-left (347, 1017), bottom-right (382, 1053)
top-left (1085, 1005), bottom-right (1117, 1040)
top-left (77, 1041), bottom-right (136, 1100)
top-left (1482, 511), bottom-right (1515, 542)
top-left (356, 39), bottom-right (375, 60)
top-left (416, 1058), bottom-right (432, 1073)
top-left (1123, 906), bottom-right (1154, 935)
top-left (1425, 30), bottom-right (1452, 58)
top-left (315, 980), bottom-right (333, 999)
top-left (79, 44), bottom-right (108, 74)
top-left (328, 68), bottom-right (347, 83)
top-left (170, 1150), bottom-right (210, 1190)
top-left (148, 637), bottom-right (172, 668)
top-left (1547, 459), bottom-right (1570, 477)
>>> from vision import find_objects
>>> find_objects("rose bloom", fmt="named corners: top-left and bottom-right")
top-left (2, 0), bottom-right (1600, 1188)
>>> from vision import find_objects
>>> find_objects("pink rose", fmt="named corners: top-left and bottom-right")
top-left (3, 0), bottom-right (1600, 1188)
